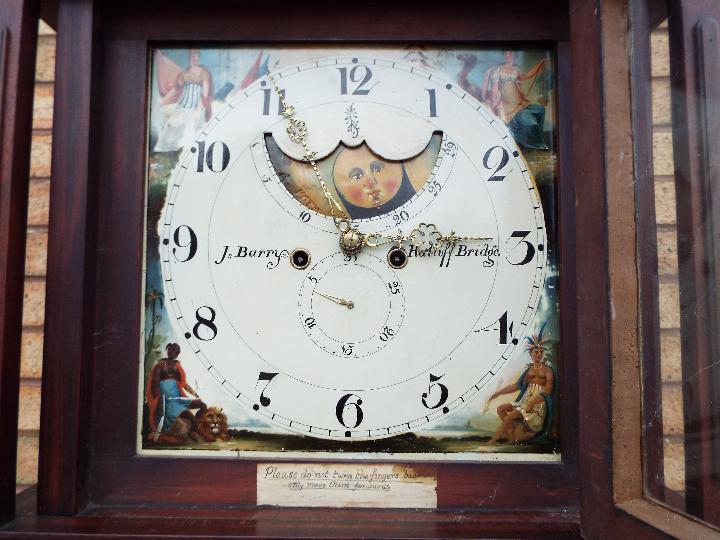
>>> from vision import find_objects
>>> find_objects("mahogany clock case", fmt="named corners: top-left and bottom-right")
top-left (25, 0), bottom-right (590, 535)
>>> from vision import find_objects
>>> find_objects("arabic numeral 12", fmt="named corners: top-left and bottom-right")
top-left (338, 65), bottom-right (375, 95)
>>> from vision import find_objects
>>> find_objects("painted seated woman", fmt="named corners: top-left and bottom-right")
top-left (479, 50), bottom-right (548, 151)
top-left (146, 343), bottom-right (208, 444)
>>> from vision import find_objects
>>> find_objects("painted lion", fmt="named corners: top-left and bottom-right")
top-left (196, 407), bottom-right (230, 442)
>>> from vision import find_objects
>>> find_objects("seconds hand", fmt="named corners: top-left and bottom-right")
top-left (315, 291), bottom-right (355, 310)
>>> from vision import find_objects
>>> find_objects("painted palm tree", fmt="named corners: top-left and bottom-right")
top-left (145, 288), bottom-right (165, 361)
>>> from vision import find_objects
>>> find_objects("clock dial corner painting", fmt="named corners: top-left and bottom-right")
top-left (139, 44), bottom-right (561, 460)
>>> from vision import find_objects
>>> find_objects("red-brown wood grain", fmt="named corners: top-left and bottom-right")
top-left (67, 6), bottom-right (577, 526)
top-left (0, 0), bottom-right (40, 525)
top-left (697, 16), bottom-right (720, 493)
top-left (6, 0), bottom-right (612, 537)
top-left (570, 1), bottom-right (671, 538)
top-left (37, 0), bottom-right (98, 516)
top-left (570, 2), bottom-right (614, 533)
top-left (101, 0), bottom-right (569, 42)
top-left (3, 486), bottom-right (580, 539)
top-left (575, 1), bottom-right (679, 538)
top-left (555, 39), bottom-right (580, 469)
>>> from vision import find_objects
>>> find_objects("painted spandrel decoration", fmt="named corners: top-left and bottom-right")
top-left (141, 46), bottom-right (560, 457)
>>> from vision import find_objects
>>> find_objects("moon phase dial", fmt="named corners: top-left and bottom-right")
top-left (298, 252), bottom-right (405, 358)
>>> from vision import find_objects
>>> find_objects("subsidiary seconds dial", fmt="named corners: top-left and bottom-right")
top-left (298, 252), bottom-right (405, 358)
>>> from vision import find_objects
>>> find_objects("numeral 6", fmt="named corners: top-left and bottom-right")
top-left (336, 393), bottom-right (364, 428)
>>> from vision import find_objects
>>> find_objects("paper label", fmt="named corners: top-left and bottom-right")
top-left (257, 463), bottom-right (437, 508)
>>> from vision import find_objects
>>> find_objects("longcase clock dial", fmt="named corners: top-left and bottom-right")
top-left (159, 57), bottom-right (547, 440)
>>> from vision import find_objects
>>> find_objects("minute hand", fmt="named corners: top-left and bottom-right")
top-left (364, 223), bottom-right (493, 250)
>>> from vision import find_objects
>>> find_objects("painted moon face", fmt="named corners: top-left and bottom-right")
top-left (332, 145), bottom-right (403, 209)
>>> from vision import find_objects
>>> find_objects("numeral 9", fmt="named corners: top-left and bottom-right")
top-left (172, 225), bottom-right (197, 262)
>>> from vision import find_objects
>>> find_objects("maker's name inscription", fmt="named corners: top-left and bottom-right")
top-left (257, 463), bottom-right (437, 508)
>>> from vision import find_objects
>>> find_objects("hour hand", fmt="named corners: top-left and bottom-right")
top-left (315, 291), bottom-right (355, 309)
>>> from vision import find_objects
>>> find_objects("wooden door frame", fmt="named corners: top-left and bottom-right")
top-left (2, 0), bottom-right (718, 537)
top-left (35, 0), bottom-right (580, 534)
top-left (584, 0), bottom-right (720, 537)
top-left (0, 0), bottom-right (39, 526)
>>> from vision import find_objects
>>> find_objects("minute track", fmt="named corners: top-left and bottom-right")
top-left (158, 55), bottom-right (547, 440)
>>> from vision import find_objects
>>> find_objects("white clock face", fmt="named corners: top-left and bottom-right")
top-left (159, 56), bottom-right (547, 440)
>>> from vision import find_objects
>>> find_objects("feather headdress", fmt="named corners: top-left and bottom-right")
top-left (525, 322), bottom-right (548, 351)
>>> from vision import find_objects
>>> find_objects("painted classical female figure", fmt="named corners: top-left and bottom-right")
top-left (458, 50), bottom-right (548, 150)
top-left (483, 50), bottom-right (547, 150)
top-left (484, 326), bottom-right (555, 445)
top-left (154, 48), bottom-right (215, 152)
